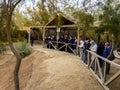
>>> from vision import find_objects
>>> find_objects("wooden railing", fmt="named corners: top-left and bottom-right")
top-left (84, 50), bottom-right (120, 90)
top-left (45, 41), bottom-right (76, 53)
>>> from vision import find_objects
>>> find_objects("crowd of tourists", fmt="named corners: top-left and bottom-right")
top-left (79, 38), bottom-right (113, 74)
top-left (45, 35), bottom-right (114, 74)
top-left (45, 35), bottom-right (77, 52)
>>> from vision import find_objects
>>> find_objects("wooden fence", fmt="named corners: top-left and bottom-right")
top-left (84, 50), bottom-right (120, 90)
top-left (45, 41), bottom-right (76, 53)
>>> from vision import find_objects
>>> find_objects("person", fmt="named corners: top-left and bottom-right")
top-left (97, 41), bottom-right (105, 67)
top-left (73, 37), bottom-right (77, 53)
top-left (90, 40), bottom-right (97, 70)
top-left (103, 42), bottom-right (112, 74)
top-left (30, 31), bottom-right (35, 46)
top-left (79, 39), bottom-right (84, 58)
top-left (67, 36), bottom-right (74, 53)
top-left (90, 40), bottom-right (97, 53)
top-left (83, 39), bottom-right (91, 64)
top-left (25, 32), bottom-right (28, 42)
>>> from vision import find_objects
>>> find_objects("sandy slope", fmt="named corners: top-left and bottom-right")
top-left (0, 46), bottom-right (104, 90)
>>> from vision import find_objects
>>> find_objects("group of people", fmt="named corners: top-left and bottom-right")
top-left (45, 35), bottom-right (114, 74)
top-left (79, 38), bottom-right (113, 74)
top-left (45, 35), bottom-right (77, 52)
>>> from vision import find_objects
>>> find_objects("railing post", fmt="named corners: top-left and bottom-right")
top-left (87, 51), bottom-right (90, 69)
top-left (103, 61), bottom-right (107, 82)
top-left (95, 58), bottom-right (97, 74)
top-left (65, 43), bottom-right (67, 52)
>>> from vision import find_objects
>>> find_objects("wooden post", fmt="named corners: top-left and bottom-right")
top-left (87, 52), bottom-right (90, 68)
top-left (77, 27), bottom-right (80, 55)
top-left (43, 27), bottom-right (46, 48)
top-left (28, 29), bottom-right (31, 45)
top-left (57, 27), bottom-right (60, 49)
top-left (103, 61), bottom-right (107, 82)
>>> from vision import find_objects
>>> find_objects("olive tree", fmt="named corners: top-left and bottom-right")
top-left (0, 0), bottom-right (33, 90)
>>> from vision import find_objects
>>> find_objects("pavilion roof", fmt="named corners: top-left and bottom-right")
top-left (45, 13), bottom-right (76, 27)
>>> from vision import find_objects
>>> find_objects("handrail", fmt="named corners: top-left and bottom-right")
top-left (87, 50), bottom-right (120, 69)
top-left (85, 50), bottom-right (120, 90)
top-left (45, 40), bottom-right (76, 53)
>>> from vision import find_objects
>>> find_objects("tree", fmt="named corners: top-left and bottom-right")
top-left (1, 0), bottom-right (27, 90)
top-left (72, 10), bottom-right (94, 38)
top-left (96, 0), bottom-right (120, 48)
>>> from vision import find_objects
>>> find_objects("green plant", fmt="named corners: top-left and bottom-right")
top-left (14, 41), bottom-right (32, 58)
top-left (0, 44), bottom-right (4, 53)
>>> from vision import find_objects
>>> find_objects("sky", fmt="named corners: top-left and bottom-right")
top-left (20, 0), bottom-right (83, 11)
top-left (19, 0), bottom-right (38, 12)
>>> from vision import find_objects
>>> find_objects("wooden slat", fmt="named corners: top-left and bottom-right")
top-left (96, 58), bottom-right (104, 81)
top-left (105, 70), bottom-right (120, 86)
top-left (89, 57), bottom-right (96, 69)
top-left (58, 44), bottom-right (66, 50)
top-left (103, 61), bottom-right (107, 82)
top-left (87, 52), bottom-right (90, 68)
top-left (65, 44), bottom-right (68, 52)
top-left (90, 69), bottom-right (109, 90)
top-left (30, 24), bottom-right (78, 29)
top-left (95, 57), bottom-right (97, 74)
top-left (50, 42), bottom-right (57, 50)
top-left (68, 45), bottom-right (74, 53)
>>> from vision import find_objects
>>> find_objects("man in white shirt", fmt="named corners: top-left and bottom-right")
top-left (79, 39), bottom-right (84, 58)
top-left (90, 40), bottom-right (97, 53)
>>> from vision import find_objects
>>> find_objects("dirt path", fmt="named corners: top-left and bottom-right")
top-left (0, 45), bottom-right (103, 90)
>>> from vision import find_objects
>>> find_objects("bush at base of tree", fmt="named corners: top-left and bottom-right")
top-left (0, 44), bottom-right (6, 54)
top-left (14, 41), bottom-right (32, 58)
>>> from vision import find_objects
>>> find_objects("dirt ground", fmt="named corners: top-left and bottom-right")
top-left (0, 45), bottom-right (119, 90)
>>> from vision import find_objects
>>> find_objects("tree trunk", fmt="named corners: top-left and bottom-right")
top-left (97, 34), bottom-right (101, 44)
top-left (106, 33), bottom-right (109, 42)
top-left (6, 15), bottom-right (22, 90)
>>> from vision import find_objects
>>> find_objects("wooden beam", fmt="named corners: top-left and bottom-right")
top-left (30, 24), bottom-right (78, 29)
top-left (90, 69), bottom-right (109, 90)
top-left (105, 70), bottom-right (120, 86)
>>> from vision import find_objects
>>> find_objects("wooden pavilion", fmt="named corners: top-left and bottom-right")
top-left (31, 13), bottom-right (80, 54)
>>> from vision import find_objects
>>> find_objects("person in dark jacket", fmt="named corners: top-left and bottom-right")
top-left (97, 41), bottom-right (105, 67)
top-left (30, 31), bottom-right (35, 46)
top-left (103, 42), bottom-right (112, 74)
top-left (58, 35), bottom-right (64, 51)
top-left (83, 39), bottom-right (91, 64)
top-left (68, 36), bottom-right (74, 53)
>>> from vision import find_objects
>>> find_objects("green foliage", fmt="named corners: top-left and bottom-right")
top-left (97, 0), bottom-right (120, 39)
top-left (14, 41), bottom-right (32, 58)
top-left (72, 10), bottom-right (94, 29)
top-left (0, 43), bottom-right (6, 53)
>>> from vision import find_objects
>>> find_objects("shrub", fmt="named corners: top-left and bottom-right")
top-left (0, 42), bottom-right (6, 54)
top-left (14, 41), bottom-right (32, 58)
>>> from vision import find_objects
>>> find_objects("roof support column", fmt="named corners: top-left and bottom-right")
top-left (77, 27), bottom-right (80, 55)
top-left (56, 27), bottom-right (60, 49)
top-left (43, 27), bottom-right (46, 48)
